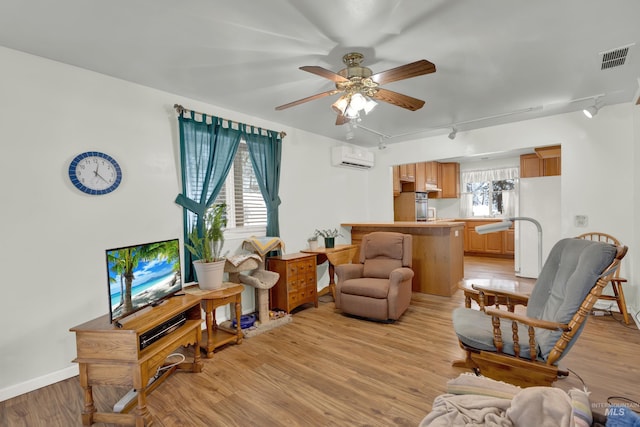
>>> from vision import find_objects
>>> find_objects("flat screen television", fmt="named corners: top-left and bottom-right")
top-left (106, 238), bottom-right (183, 325)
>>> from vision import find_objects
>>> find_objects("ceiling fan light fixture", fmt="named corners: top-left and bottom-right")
top-left (349, 93), bottom-right (367, 111)
top-left (344, 105), bottom-right (360, 119)
top-left (331, 96), bottom-right (349, 115)
top-left (363, 98), bottom-right (377, 114)
top-left (276, 52), bottom-right (436, 127)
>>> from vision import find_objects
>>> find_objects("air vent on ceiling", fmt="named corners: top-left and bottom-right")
top-left (600, 44), bottom-right (634, 70)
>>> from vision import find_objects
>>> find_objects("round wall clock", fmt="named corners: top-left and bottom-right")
top-left (68, 151), bottom-right (122, 195)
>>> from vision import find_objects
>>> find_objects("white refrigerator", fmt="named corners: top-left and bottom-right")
top-left (516, 176), bottom-right (561, 278)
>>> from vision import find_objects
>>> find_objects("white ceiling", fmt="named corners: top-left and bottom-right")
top-left (2, 0), bottom-right (640, 148)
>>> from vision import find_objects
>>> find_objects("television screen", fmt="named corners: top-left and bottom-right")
top-left (106, 238), bottom-right (182, 324)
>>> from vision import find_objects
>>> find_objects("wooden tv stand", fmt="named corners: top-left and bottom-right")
top-left (70, 294), bottom-right (204, 426)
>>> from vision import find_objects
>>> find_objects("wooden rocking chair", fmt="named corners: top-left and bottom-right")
top-left (452, 237), bottom-right (627, 387)
top-left (576, 232), bottom-right (630, 324)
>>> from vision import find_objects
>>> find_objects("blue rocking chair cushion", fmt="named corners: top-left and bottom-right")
top-left (454, 238), bottom-right (617, 362)
top-left (453, 308), bottom-right (541, 359)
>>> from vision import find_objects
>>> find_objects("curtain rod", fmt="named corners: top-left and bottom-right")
top-left (173, 104), bottom-right (286, 139)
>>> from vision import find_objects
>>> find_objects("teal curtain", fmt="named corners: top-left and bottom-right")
top-left (242, 125), bottom-right (282, 237)
top-left (175, 111), bottom-right (241, 281)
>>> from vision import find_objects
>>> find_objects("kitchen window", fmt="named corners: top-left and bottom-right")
top-left (460, 167), bottom-right (519, 218)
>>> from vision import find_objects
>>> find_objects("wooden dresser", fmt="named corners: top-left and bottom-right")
top-left (267, 252), bottom-right (318, 313)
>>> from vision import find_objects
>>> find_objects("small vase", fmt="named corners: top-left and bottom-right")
top-left (308, 240), bottom-right (318, 251)
top-left (324, 237), bottom-right (335, 249)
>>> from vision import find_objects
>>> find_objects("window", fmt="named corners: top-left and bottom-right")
top-left (465, 179), bottom-right (516, 216)
top-left (460, 167), bottom-right (519, 218)
top-left (214, 139), bottom-right (267, 236)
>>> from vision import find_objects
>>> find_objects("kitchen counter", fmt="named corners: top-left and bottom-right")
top-left (342, 220), bottom-right (463, 227)
top-left (341, 222), bottom-right (464, 296)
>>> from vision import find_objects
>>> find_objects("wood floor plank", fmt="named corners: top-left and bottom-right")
top-left (2, 256), bottom-right (639, 426)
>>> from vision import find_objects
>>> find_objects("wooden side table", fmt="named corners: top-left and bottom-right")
top-left (184, 283), bottom-right (243, 358)
top-left (459, 278), bottom-right (535, 312)
top-left (301, 244), bottom-right (358, 300)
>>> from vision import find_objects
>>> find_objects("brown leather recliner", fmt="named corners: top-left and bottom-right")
top-left (335, 232), bottom-right (414, 321)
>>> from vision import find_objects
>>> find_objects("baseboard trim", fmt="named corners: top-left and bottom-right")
top-left (0, 365), bottom-right (78, 402)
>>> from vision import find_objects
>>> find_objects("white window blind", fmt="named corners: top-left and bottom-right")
top-left (215, 139), bottom-right (267, 231)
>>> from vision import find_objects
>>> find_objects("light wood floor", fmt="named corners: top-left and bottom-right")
top-left (2, 256), bottom-right (640, 426)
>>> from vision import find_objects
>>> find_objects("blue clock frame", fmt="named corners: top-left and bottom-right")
top-left (68, 151), bottom-right (122, 195)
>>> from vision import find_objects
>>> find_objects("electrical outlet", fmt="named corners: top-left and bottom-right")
top-left (575, 215), bottom-right (588, 227)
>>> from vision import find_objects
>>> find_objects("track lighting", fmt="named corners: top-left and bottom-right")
top-left (583, 96), bottom-right (603, 118)
top-left (448, 128), bottom-right (457, 140)
top-left (582, 104), bottom-right (599, 118)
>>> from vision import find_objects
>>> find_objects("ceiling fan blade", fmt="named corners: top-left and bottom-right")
top-left (370, 60), bottom-right (436, 85)
top-left (275, 90), bottom-right (339, 110)
top-left (300, 66), bottom-right (349, 83)
top-left (372, 88), bottom-right (425, 111)
top-left (335, 114), bottom-right (350, 126)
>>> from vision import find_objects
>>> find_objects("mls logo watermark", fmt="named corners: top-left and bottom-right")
top-left (605, 406), bottom-right (628, 417)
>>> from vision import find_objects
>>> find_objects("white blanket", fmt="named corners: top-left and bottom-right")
top-left (420, 386), bottom-right (575, 427)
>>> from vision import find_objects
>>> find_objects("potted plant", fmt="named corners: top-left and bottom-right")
top-left (314, 228), bottom-right (342, 249)
top-left (185, 203), bottom-right (228, 290)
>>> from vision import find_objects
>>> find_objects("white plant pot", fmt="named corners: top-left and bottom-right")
top-left (193, 259), bottom-right (226, 290)
top-left (308, 240), bottom-right (318, 251)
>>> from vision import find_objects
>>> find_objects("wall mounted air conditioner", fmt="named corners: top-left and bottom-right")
top-left (331, 146), bottom-right (375, 169)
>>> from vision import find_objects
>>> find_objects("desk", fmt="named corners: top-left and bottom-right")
top-left (301, 244), bottom-right (358, 300)
top-left (184, 283), bottom-right (243, 358)
top-left (459, 278), bottom-right (535, 312)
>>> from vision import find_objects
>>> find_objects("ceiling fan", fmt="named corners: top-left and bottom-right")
top-left (275, 52), bottom-right (436, 125)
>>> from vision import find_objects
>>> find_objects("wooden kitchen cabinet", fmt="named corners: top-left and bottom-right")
top-left (425, 161), bottom-right (438, 185)
top-left (504, 228), bottom-right (515, 255)
top-left (520, 146), bottom-right (561, 178)
top-left (399, 163), bottom-right (415, 182)
top-left (439, 162), bottom-right (460, 198)
top-left (466, 222), bottom-right (502, 254)
top-left (267, 253), bottom-right (318, 313)
top-left (393, 165), bottom-right (401, 196)
top-left (429, 162), bottom-right (460, 199)
top-left (414, 162), bottom-right (427, 192)
top-left (543, 157), bottom-right (561, 176)
top-left (520, 153), bottom-right (543, 178)
top-left (392, 161), bottom-right (459, 198)
top-left (463, 220), bottom-right (514, 257)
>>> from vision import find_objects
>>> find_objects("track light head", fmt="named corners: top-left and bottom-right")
top-left (448, 128), bottom-right (457, 140)
top-left (583, 96), bottom-right (604, 118)
top-left (583, 105), bottom-right (599, 118)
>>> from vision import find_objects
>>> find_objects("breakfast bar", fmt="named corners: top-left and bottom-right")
top-left (342, 221), bottom-right (465, 296)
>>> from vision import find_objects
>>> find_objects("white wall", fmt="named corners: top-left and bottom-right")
top-left (1, 44), bottom-right (638, 400)
top-left (0, 46), bottom-right (369, 400)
